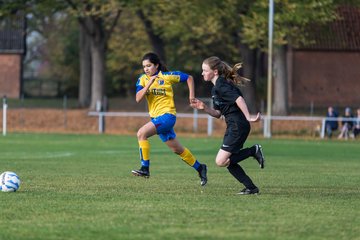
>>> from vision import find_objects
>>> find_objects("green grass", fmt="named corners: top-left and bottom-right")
top-left (0, 133), bottom-right (359, 240)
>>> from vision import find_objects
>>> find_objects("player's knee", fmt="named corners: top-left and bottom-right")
top-left (215, 158), bottom-right (228, 167)
top-left (137, 128), bottom-right (146, 140)
top-left (172, 146), bottom-right (183, 155)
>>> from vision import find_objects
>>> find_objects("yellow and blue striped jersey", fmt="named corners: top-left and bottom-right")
top-left (136, 71), bottom-right (189, 118)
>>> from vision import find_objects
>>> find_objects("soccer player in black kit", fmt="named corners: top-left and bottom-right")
top-left (191, 56), bottom-right (265, 195)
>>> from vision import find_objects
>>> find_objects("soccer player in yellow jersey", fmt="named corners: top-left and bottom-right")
top-left (131, 52), bottom-right (208, 186)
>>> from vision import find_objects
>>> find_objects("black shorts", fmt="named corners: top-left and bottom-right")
top-left (221, 117), bottom-right (250, 154)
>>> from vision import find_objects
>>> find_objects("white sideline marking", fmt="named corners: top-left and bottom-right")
top-left (0, 148), bottom-right (207, 160)
top-left (0, 152), bottom-right (74, 160)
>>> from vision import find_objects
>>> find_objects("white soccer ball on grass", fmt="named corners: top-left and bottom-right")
top-left (0, 171), bottom-right (21, 192)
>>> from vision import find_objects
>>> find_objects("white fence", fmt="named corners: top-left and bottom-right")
top-left (88, 110), bottom-right (358, 138)
top-left (88, 111), bottom-right (214, 135)
top-left (1, 96), bottom-right (357, 138)
top-left (2, 97), bottom-right (7, 136)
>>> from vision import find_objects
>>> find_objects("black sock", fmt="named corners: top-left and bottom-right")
top-left (229, 146), bottom-right (256, 165)
top-left (141, 166), bottom-right (149, 171)
top-left (227, 163), bottom-right (257, 189)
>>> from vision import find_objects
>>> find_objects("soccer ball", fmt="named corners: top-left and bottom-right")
top-left (0, 171), bottom-right (21, 192)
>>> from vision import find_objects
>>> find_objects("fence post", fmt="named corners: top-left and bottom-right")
top-left (263, 116), bottom-right (268, 137)
top-left (99, 112), bottom-right (104, 133)
top-left (96, 100), bottom-right (105, 133)
top-left (207, 115), bottom-right (213, 136)
top-left (63, 95), bottom-right (67, 129)
top-left (193, 108), bottom-right (198, 132)
top-left (20, 94), bottom-right (24, 127)
top-left (3, 96), bottom-right (7, 136)
top-left (320, 118), bottom-right (326, 139)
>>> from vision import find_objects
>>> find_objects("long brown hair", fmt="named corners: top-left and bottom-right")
top-left (203, 56), bottom-right (250, 86)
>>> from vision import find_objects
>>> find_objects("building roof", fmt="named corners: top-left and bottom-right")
top-left (0, 12), bottom-right (26, 54)
top-left (300, 6), bottom-right (360, 51)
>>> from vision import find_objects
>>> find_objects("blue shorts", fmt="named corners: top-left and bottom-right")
top-left (151, 113), bottom-right (177, 142)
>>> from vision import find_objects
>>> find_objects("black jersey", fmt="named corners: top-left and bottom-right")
top-left (211, 76), bottom-right (247, 121)
top-left (213, 77), bottom-right (250, 153)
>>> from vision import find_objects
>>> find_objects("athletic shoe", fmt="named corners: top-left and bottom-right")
top-left (238, 187), bottom-right (259, 195)
top-left (131, 169), bottom-right (150, 178)
top-left (198, 164), bottom-right (208, 186)
top-left (254, 144), bottom-right (265, 169)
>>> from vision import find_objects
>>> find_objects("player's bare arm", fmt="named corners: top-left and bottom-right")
top-left (190, 98), bottom-right (221, 118)
top-left (135, 75), bottom-right (157, 103)
top-left (186, 75), bottom-right (195, 103)
top-left (235, 96), bottom-right (261, 122)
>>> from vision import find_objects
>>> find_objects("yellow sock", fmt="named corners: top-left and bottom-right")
top-left (179, 148), bottom-right (200, 169)
top-left (139, 140), bottom-right (150, 167)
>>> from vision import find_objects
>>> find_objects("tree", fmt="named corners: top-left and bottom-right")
top-left (1, 0), bottom-right (80, 97)
top-left (133, 0), bottom-right (262, 112)
top-left (78, 16), bottom-right (92, 107)
top-left (66, 0), bottom-right (124, 110)
top-left (240, 0), bottom-right (338, 115)
top-left (135, 7), bottom-right (166, 62)
top-left (218, 0), bottom-right (260, 113)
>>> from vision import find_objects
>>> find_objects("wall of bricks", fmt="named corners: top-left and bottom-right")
top-left (289, 50), bottom-right (360, 109)
top-left (0, 54), bottom-right (21, 98)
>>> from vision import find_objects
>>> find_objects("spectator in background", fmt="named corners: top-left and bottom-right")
top-left (325, 106), bottom-right (338, 138)
top-left (354, 108), bottom-right (360, 139)
top-left (338, 107), bottom-right (354, 140)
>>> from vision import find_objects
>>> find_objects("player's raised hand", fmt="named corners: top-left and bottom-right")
top-left (248, 112), bottom-right (261, 122)
top-left (149, 75), bottom-right (158, 84)
top-left (190, 98), bottom-right (205, 110)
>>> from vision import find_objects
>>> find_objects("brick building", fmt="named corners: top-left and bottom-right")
top-left (0, 13), bottom-right (26, 98)
top-left (288, 6), bottom-right (360, 109)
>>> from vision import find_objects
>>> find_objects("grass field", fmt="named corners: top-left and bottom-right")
top-left (0, 133), bottom-right (359, 240)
